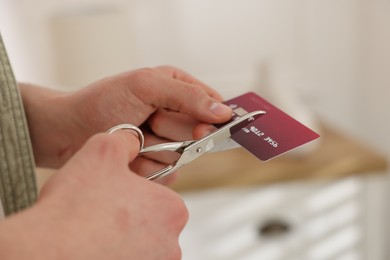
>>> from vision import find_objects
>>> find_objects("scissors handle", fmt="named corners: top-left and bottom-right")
top-left (138, 141), bottom-right (196, 180)
top-left (107, 125), bottom-right (192, 180)
top-left (145, 164), bottom-right (180, 180)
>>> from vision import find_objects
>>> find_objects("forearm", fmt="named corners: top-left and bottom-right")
top-left (19, 83), bottom-right (76, 168)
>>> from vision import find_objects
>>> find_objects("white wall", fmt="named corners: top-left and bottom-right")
top-left (357, 0), bottom-right (390, 155)
top-left (0, 0), bottom-right (362, 133)
top-left (0, 0), bottom-right (388, 154)
top-left (1, 0), bottom-right (388, 150)
top-left (358, 4), bottom-right (390, 258)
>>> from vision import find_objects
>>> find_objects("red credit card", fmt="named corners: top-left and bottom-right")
top-left (214, 92), bottom-right (320, 161)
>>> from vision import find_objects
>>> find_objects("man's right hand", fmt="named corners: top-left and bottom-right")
top-left (0, 131), bottom-right (188, 260)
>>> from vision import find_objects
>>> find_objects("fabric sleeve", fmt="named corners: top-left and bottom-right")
top-left (0, 34), bottom-right (37, 216)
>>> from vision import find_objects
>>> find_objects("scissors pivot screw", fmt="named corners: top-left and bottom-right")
top-left (196, 147), bottom-right (203, 153)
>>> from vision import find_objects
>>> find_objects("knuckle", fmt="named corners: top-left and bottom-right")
top-left (129, 67), bottom-right (156, 83)
top-left (168, 194), bottom-right (189, 230)
top-left (87, 133), bottom-right (112, 147)
top-left (87, 133), bottom-right (125, 159)
top-left (126, 67), bottom-right (160, 98)
top-left (156, 64), bottom-right (174, 70)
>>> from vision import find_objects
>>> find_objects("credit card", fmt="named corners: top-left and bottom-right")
top-left (214, 92), bottom-right (320, 161)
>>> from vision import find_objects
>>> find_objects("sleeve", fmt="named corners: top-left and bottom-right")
top-left (0, 33), bottom-right (37, 216)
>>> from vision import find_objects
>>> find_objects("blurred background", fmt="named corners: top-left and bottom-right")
top-left (1, 0), bottom-right (389, 259)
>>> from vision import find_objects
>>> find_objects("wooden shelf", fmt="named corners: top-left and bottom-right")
top-left (170, 125), bottom-right (388, 192)
top-left (36, 125), bottom-right (388, 192)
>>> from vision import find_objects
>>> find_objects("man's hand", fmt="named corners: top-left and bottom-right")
top-left (0, 131), bottom-right (188, 260)
top-left (20, 66), bottom-right (232, 180)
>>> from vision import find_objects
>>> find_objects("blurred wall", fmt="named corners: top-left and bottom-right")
top-left (0, 0), bottom-right (388, 154)
top-left (358, 0), bottom-right (390, 156)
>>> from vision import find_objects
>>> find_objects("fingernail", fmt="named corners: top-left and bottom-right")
top-left (210, 102), bottom-right (232, 117)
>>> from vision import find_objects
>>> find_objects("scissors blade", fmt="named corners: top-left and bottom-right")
top-left (139, 140), bottom-right (194, 154)
top-left (177, 110), bottom-right (266, 165)
top-left (207, 138), bottom-right (240, 152)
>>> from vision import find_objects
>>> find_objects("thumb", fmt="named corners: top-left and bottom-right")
top-left (64, 131), bottom-right (141, 174)
top-left (39, 131), bottom-right (141, 200)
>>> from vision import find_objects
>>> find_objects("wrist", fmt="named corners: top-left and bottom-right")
top-left (19, 83), bottom-right (75, 168)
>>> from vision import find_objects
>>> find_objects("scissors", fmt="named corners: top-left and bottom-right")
top-left (107, 110), bottom-right (266, 180)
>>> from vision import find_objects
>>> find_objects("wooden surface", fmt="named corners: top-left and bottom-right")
top-left (36, 126), bottom-right (388, 192)
top-left (170, 125), bottom-right (388, 192)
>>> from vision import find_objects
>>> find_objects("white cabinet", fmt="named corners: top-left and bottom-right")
top-left (179, 175), bottom-right (388, 260)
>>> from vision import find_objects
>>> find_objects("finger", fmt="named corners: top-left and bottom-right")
top-left (156, 79), bottom-right (232, 123)
top-left (63, 131), bottom-right (141, 174)
top-left (192, 123), bottom-right (218, 139)
top-left (148, 109), bottom-right (218, 141)
top-left (154, 65), bottom-right (224, 101)
top-left (148, 109), bottom-right (198, 141)
top-left (127, 68), bottom-right (232, 124)
top-left (142, 131), bottom-right (181, 164)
